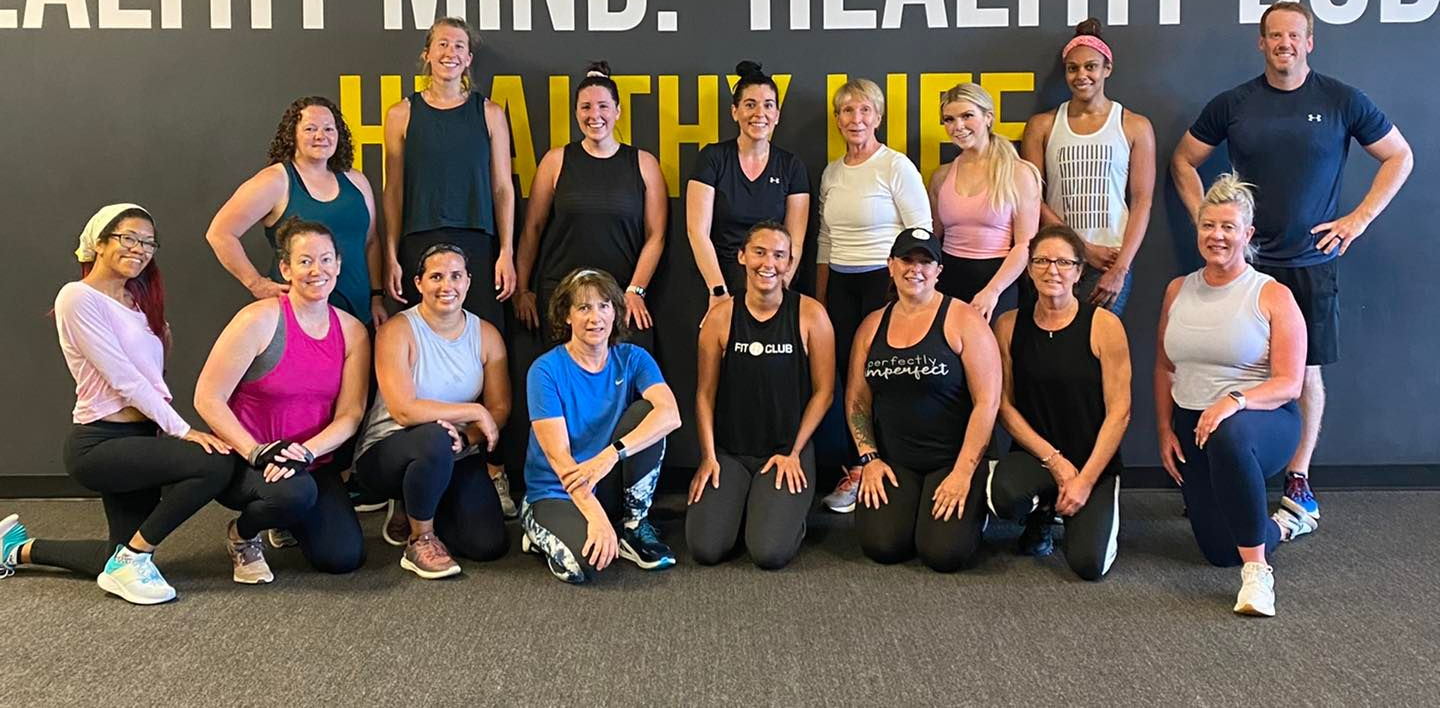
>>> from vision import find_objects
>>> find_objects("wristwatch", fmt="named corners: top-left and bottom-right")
top-left (710, 284), bottom-right (728, 297)
top-left (626, 285), bottom-right (647, 298)
top-left (857, 452), bottom-right (879, 466)
top-left (1226, 390), bottom-right (1248, 410)
top-left (611, 439), bottom-right (628, 461)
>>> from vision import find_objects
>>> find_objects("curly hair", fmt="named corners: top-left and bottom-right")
top-left (266, 96), bottom-right (354, 173)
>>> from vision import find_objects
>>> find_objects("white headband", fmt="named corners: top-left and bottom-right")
top-left (76, 203), bottom-right (150, 263)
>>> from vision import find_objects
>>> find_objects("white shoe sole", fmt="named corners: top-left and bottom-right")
top-left (824, 499), bottom-right (857, 514)
top-left (617, 539), bottom-right (676, 570)
top-left (400, 555), bottom-right (461, 579)
top-left (1281, 497), bottom-right (1321, 523)
top-left (353, 501), bottom-right (388, 513)
top-left (1233, 601), bottom-right (1275, 617)
top-left (96, 572), bottom-right (175, 605)
top-left (382, 502), bottom-right (407, 547)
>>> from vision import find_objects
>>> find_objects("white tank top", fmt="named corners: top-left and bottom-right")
top-left (1163, 267), bottom-right (1274, 411)
top-left (1044, 101), bottom-right (1130, 248)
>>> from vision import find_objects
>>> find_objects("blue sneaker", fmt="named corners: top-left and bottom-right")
top-left (97, 545), bottom-right (176, 605)
top-left (1, 514), bottom-right (31, 579)
top-left (1282, 473), bottom-right (1320, 521)
top-left (618, 519), bottom-right (676, 570)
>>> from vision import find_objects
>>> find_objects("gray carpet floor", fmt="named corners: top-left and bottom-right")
top-left (4, 490), bottom-right (1437, 706)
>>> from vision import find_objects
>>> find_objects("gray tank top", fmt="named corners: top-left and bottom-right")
top-left (357, 306), bottom-right (486, 459)
top-left (1163, 266), bottom-right (1274, 411)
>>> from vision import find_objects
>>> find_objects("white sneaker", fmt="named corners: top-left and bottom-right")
top-left (822, 467), bottom-right (861, 513)
top-left (1273, 507), bottom-right (1317, 542)
top-left (1233, 562), bottom-right (1276, 617)
top-left (96, 545), bottom-right (176, 605)
top-left (492, 470), bottom-right (518, 519)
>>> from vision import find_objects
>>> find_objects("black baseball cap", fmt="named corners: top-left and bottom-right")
top-left (889, 227), bottom-right (941, 261)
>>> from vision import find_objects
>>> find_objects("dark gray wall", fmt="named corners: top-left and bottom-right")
top-left (2, 2), bottom-right (1435, 485)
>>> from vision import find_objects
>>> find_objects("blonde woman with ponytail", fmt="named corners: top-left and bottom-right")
top-left (927, 83), bottom-right (1041, 322)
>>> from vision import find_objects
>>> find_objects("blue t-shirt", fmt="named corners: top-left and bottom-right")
top-left (523, 343), bottom-right (666, 504)
top-left (1190, 72), bottom-right (1392, 268)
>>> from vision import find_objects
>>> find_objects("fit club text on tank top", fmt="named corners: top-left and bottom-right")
top-left (864, 297), bottom-right (971, 471)
top-left (264, 162), bottom-right (373, 324)
top-left (538, 141), bottom-right (647, 293)
top-left (1044, 101), bottom-right (1131, 249)
top-left (402, 91), bottom-right (496, 237)
top-left (714, 293), bottom-right (812, 457)
top-left (1164, 266), bottom-right (1275, 411)
top-left (1010, 302), bottom-right (1121, 477)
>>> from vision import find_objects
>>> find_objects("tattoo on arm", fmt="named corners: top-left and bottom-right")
top-left (848, 403), bottom-right (876, 451)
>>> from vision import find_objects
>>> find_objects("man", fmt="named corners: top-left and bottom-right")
top-left (1171, 2), bottom-right (1413, 527)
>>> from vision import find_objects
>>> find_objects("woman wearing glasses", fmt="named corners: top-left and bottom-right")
top-left (989, 225), bottom-right (1131, 580)
top-left (1, 205), bottom-right (233, 605)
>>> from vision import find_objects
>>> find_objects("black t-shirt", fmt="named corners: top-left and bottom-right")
top-left (689, 139), bottom-right (811, 264)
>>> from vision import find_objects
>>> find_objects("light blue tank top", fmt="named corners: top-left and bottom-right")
top-left (1163, 266), bottom-right (1274, 410)
top-left (357, 306), bottom-right (485, 458)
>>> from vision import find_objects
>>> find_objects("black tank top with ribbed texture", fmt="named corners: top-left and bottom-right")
top-left (537, 141), bottom-right (646, 292)
top-left (714, 293), bottom-right (811, 456)
top-left (1010, 302), bottom-right (1121, 477)
top-left (401, 91), bottom-right (495, 237)
top-left (865, 297), bottom-right (971, 471)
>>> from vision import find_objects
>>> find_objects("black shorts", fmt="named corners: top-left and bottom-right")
top-left (1256, 259), bottom-right (1339, 366)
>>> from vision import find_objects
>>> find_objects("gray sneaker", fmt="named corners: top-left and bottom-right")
top-left (492, 471), bottom-right (518, 519)
top-left (227, 522), bottom-right (274, 585)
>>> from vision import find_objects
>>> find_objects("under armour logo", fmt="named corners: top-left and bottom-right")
top-left (769, 177), bottom-right (781, 184)
top-left (1308, 114), bottom-right (1322, 122)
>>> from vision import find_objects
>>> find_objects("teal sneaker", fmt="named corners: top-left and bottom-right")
top-left (97, 545), bottom-right (176, 605)
top-left (1, 514), bottom-right (30, 579)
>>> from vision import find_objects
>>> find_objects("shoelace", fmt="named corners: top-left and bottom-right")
top-left (235, 538), bottom-right (266, 565)
top-left (632, 520), bottom-right (662, 546)
top-left (1285, 475), bottom-right (1315, 503)
top-left (413, 535), bottom-right (451, 565)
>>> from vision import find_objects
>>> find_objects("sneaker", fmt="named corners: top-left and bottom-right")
top-left (1, 514), bottom-right (31, 579)
top-left (492, 470), bottom-right (519, 519)
top-left (1017, 510), bottom-right (1054, 557)
top-left (1233, 561), bottom-right (1276, 617)
top-left (400, 532), bottom-right (461, 579)
top-left (383, 500), bottom-right (409, 548)
top-left (347, 473), bottom-right (388, 513)
top-left (227, 522), bottom-right (275, 585)
top-left (618, 519), bottom-right (676, 570)
top-left (265, 528), bottom-right (298, 549)
top-left (822, 467), bottom-right (862, 513)
top-left (1273, 507), bottom-right (1317, 542)
top-left (96, 545), bottom-right (176, 605)
top-left (1282, 472), bottom-right (1320, 521)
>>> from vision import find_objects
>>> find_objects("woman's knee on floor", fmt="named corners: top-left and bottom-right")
top-left (446, 525), bottom-right (509, 563)
top-left (859, 518), bottom-right (915, 565)
top-left (988, 452), bottom-right (1050, 521)
top-left (307, 540), bottom-right (366, 574)
top-left (916, 530), bottom-right (981, 573)
top-left (1065, 547), bottom-right (1112, 582)
top-left (746, 535), bottom-right (801, 571)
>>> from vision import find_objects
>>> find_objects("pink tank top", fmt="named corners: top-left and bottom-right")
top-left (936, 164), bottom-right (1014, 259)
top-left (228, 297), bottom-right (345, 461)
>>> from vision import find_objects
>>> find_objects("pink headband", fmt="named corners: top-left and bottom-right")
top-left (1062, 35), bottom-right (1113, 64)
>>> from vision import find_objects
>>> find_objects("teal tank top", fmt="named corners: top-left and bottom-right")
top-left (263, 162), bottom-right (373, 324)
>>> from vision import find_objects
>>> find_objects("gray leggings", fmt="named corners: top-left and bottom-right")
top-left (685, 445), bottom-right (816, 570)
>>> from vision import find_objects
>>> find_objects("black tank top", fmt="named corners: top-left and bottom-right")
top-left (865, 297), bottom-right (971, 471)
top-left (714, 293), bottom-right (811, 456)
top-left (1010, 302), bottom-right (1121, 477)
top-left (402, 91), bottom-right (495, 237)
top-left (537, 141), bottom-right (646, 293)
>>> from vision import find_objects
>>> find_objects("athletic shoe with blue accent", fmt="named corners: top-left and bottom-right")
top-left (1, 514), bottom-right (31, 579)
top-left (1016, 510), bottom-right (1054, 557)
top-left (618, 519), bottom-right (676, 570)
top-left (1273, 507), bottom-right (1316, 542)
top-left (1282, 472), bottom-right (1320, 521)
top-left (97, 545), bottom-right (176, 605)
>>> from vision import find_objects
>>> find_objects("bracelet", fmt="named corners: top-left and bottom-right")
top-left (458, 427), bottom-right (473, 449)
top-left (370, 288), bottom-right (383, 298)
top-left (1039, 449), bottom-right (1062, 467)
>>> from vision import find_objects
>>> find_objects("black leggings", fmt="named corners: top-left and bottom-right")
top-left (988, 451), bottom-right (1120, 581)
top-left (823, 268), bottom-right (892, 465)
top-left (855, 461), bottom-right (988, 572)
top-left (354, 423), bottom-right (508, 561)
top-left (685, 446), bottom-right (816, 570)
top-left (217, 461), bottom-right (365, 574)
top-left (521, 400), bottom-right (665, 583)
top-left (26, 422), bottom-right (234, 576)
top-left (1173, 403), bottom-right (1300, 567)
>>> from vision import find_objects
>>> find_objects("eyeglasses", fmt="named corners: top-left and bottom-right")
top-left (1029, 256), bottom-right (1080, 272)
top-left (108, 232), bottom-right (159, 254)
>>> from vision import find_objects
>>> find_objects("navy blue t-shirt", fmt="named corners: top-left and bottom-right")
top-left (1190, 72), bottom-right (1392, 267)
top-left (523, 343), bottom-right (666, 504)
top-left (689, 139), bottom-right (811, 264)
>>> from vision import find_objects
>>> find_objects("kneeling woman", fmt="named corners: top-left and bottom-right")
top-left (1, 205), bottom-right (233, 605)
top-left (1156, 174), bottom-right (1308, 617)
top-left (195, 218), bottom-right (371, 583)
top-left (990, 225), bottom-right (1131, 581)
top-left (687, 222), bottom-right (835, 569)
top-left (849, 228), bottom-right (1001, 571)
top-left (354, 244), bottom-right (511, 579)
top-left (521, 269), bottom-right (681, 583)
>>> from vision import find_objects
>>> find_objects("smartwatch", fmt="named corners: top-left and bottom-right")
top-left (611, 439), bottom-right (628, 461)
top-left (857, 452), bottom-right (879, 466)
top-left (1226, 390), bottom-right (1248, 410)
top-left (626, 285), bottom-right (647, 298)
top-left (710, 284), bottom-right (728, 297)
top-left (370, 288), bottom-right (384, 298)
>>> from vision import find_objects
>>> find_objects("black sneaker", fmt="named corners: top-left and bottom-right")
top-left (1017, 510), bottom-right (1054, 557)
top-left (618, 519), bottom-right (676, 570)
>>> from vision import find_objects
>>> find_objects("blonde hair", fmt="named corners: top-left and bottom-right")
top-left (832, 78), bottom-right (885, 118)
top-left (419, 17), bottom-right (479, 91)
top-left (940, 83), bottom-right (1039, 213)
top-left (1200, 173), bottom-right (1258, 261)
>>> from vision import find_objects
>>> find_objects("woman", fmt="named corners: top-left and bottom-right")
top-left (816, 78), bottom-right (932, 514)
top-left (354, 244), bottom-right (511, 579)
top-left (989, 225), bottom-right (1131, 581)
top-left (195, 218), bottom-right (371, 583)
top-left (515, 61), bottom-right (667, 349)
top-left (687, 222), bottom-right (835, 569)
top-left (686, 61), bottom-right (811, 304)
top-left (1156, 174), bottom-right (1311, 617)
top-left (205, 96), bottom-right (386, 327)
top-left (0, 205), bottom-right (232, 605)
top-left (928, 82), bottom-right (1041, 319)
top-left (521, 269), bottom-right (682, 584)
top-left (848, 228), bottom-right (1001, 571)
top-left (1021, 18), bottom-right (1156, 314)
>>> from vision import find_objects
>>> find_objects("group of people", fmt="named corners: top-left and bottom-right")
top-left (0, 4), bottom-right (1413, 618)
